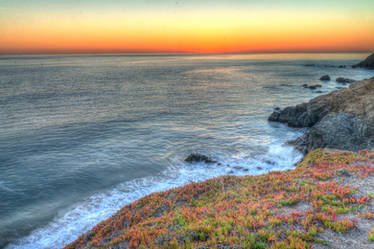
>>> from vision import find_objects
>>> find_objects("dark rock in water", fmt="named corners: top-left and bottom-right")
top-left (315, 91), bottom-right (323, 93)
top-left (269, 77), bottom-right (374, 154)
top-left (185, 153), bottom-right (216, 164)
top-left (320, 75), bottom-right (331, 81)
top-left (233, 166), bottom-right (244, 170)
top-left (272, 105), bottom-right (281, 111)
top-left (304, 64), bottom-right (348, 69)
top-left (309, 84), bottom-right (322, 89)
top-left (264, 159), bottom-right (276, 165)
top-left (268, 95), bottom-right (330, 128)
top-left (352, 53), bottom-right (374, 69)
top-left (303, 84), bottom-right (322, 90)
top-left (336, 77), bottom-right (356, 84)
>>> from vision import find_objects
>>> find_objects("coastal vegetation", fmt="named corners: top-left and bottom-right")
top-left (65, 148), bottom-right (374, 249)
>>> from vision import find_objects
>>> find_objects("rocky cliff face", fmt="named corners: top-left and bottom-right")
top-left (353, 53), bottom-right (374, 69)
top-left (269, 77), bottom-right (374, 154)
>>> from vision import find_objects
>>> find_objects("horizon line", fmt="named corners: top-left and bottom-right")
top-left (0, 50), bottom-right (372, 56)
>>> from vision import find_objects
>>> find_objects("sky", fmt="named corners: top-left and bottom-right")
top-left (0, 0), bottom-right (373, 54)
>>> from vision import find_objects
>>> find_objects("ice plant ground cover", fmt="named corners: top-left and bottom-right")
top-left (65, 148), bottom-right (374, 249)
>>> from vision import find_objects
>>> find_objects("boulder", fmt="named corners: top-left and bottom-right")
top-left (269, 77), bottom-right (374, 153)
top-left (292, 112), bottom-right (368, 154)
top-left (185, 153), bottom-right (216, 164)
top-left (302, 84), bottom-right (322, 90)
top-left (352, 53), bottom-right (374, 69)
top-left (268, 95), bottom-right (330, 128)
top-left (320, 75), bottom-right (331, 81)
top-left (84, 231), bottom-right (95, 242)
top-left (336, 77), bottom-right (356, 84)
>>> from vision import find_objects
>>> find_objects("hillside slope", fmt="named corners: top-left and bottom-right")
top-left (65, 148), bottom-right (374, 249)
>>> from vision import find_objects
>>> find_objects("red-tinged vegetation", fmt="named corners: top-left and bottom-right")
top-left (64, 148), bottom-right (374, 249)
top-left (369, 228), bottom-right (374, 241)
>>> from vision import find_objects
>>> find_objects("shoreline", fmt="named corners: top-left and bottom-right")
top-left (269, 77), bottom-right (374, 154)
top-left (65, 57), bottom-right (374, 248)
top-left (65, 148), bottom-right (374, 249)
top-left (3, 53), bottom-right (374, 248)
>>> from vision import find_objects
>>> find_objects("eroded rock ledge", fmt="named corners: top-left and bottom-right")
top-left (269, 77), bottom-right (374, 154)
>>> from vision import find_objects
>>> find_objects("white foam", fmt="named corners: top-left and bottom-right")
top-left (7, 142), bottom-right (302, 249)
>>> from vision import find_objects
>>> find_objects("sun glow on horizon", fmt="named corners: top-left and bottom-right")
top-left (1, 0), bottom-right (373, 54)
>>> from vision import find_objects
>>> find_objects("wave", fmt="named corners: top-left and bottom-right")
top-left (7, 138), bottom-right (302, 249)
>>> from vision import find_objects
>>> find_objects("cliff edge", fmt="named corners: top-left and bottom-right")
top-left (269, 77), bottom-right (374, 154)
top-left (352, 53), bottom-right (374, 69)
top-left (65, 149), bottom-right (374, 249)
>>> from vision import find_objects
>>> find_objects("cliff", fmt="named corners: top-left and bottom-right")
top-left (352, 53), bottom-right (374, 69)
top-left (269, 77), bottom-right (374, 154)
top-left (65, 148), bottom-right (374, 249)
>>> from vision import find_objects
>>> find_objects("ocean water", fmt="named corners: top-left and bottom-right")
top-left (1, 53), bottom-right (373, 249)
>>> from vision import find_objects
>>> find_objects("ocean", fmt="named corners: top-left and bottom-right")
top-left (1, 53), bottom-right (373, 248)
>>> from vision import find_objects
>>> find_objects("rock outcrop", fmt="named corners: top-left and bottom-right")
top-left (185, 153), bottom-right (216, 163)
top-left (269, 77), bottom-right (374, 154)
top-left (302, 84), bottom-right (322, 90)
top-left (353, 53), bottom-right (374, 69)
top-left (336, 77), bottom-right (356, 84)
top-left (320, 75), bottom-right (330, 81)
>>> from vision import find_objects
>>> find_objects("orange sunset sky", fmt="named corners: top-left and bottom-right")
top-left (0, 0), bottom-right (373, 54)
